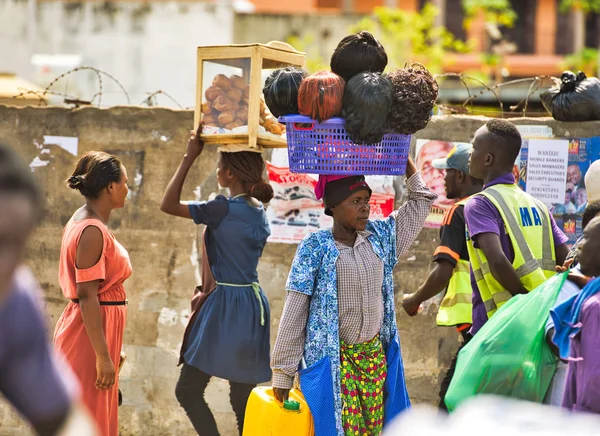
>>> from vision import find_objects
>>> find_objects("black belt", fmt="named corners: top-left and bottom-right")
top-left (71, 299), bottom-right (128, 306)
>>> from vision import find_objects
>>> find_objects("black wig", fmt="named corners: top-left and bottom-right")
top-left (386, 62), bottom-right (439, 135)
top-left (330, 31), bottom-right (388, 83)
top-left (263, 66), bottom-right (308, 118)
top-left (341, 72), bottom-right (392, 145)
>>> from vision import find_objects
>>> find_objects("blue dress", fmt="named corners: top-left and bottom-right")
top-left (183, 195), bottom-right (272, 384)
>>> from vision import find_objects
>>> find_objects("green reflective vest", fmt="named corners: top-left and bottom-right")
top-left (466, 183), bottom-right (556, 318)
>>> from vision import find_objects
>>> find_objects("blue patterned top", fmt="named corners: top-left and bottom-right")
top-left (287, 218), bottom-right (401, 433)
top-left (280, 173), bottom-right (436, 434)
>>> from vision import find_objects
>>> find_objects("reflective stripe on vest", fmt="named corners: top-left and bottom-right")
top-left (436, 198), bottom-right (473, 327)
top-left (466, 184), bottom-right (556, 317)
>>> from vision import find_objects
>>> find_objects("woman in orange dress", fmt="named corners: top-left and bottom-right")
top-left (54, 151), bottom-right (132, 436)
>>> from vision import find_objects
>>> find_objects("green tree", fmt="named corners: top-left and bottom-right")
top-left (563, 47), bottom-right (599, 76)
top-left (462, 0), bottom-right (517, 28)
top-left (461, 0), bottom-right (518, 83)
top-left (560, 0), bottom-right (600, 12)
top-left (560, 0), bottom-right (600, 53)
top-left (350, 4), bottom-right (471, 74)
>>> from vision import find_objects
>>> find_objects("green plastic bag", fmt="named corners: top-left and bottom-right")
top-left (445, 272), bottom-right (568, 411)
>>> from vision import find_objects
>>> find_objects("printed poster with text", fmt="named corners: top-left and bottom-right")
top-left (418, 126), bottom-right (552, 228)
top-left (525, 139), bottom-right (569, 207)
top-left (520, 138), bottom-right (592, 246)
top-left (266, 149), bottom-right (396, 244)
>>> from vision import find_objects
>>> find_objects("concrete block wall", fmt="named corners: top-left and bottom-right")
top-left (2, 105), bottom-right (599, 435)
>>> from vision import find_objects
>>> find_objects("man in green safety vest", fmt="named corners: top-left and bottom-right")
top-left (402, 143), bottom-right (482, 411)
top-left (465, 119), bottom-right (570, 337)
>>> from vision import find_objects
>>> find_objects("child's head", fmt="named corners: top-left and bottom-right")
top-left (0, 144), bottom-right (42, 295)
top-left (263, 66), bottom-right (308, 118)
top-left (297, 71), bottom-right (345, 122)
top-left (217, 151), bottom-right (274, 203)
top-left (342, 72), bottom-right (392, 145)
top-left (387, 62), bottom-right (438, 135)
top-left (330, 31), bottom-right (388, 82)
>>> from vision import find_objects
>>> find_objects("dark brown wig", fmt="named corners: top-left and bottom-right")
top-left (386, 62), bottom-right (439, 135)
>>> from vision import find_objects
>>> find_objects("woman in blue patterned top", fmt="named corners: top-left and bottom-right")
top-left (161, 128), bottom-right (273, 436)
top-left (271, 157), bottom-right (436, 435)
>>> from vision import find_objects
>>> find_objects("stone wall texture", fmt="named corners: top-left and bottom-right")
top-left (2, 104), bottom-right (600, 435)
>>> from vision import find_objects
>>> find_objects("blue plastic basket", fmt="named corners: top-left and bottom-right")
top-left (279, 115), bottom-right (411, 176)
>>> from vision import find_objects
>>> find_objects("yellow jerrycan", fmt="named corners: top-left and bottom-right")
top-left (242, 386), bottom-right (314, 436)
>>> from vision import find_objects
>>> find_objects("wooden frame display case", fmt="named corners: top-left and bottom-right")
top-left (195, 41), bottom-right (306, 149)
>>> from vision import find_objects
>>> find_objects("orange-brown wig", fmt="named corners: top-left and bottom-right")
top-left (298, 71), bottom-right (345, 122)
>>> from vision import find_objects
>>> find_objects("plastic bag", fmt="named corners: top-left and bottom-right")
top-left (541, 71), bottom-right (600, 121)
top-left (445, 272), bottom-right (568, 411)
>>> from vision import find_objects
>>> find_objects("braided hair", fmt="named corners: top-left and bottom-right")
top-left (220, 151), bottom-right (274, 203)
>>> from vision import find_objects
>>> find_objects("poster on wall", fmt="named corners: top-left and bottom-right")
top-left (417, 127), bottom-right (550, 228)
top-left (415, 139), bottom-right (470, 228)
top-left (524, 139), bottom-right (569, 207)
top-left (266, 149), bottom-right (396, 244)
top-left (266, 162), bottom-right (332, 244)
top-left (519, 137), bottom-right (592, 246)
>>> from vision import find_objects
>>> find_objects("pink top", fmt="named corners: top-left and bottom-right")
top-left (58, 218), bottom-right (132, 301)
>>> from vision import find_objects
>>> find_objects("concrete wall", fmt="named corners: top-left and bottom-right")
top-left (0, 0), bottom-right (234, 109)
top-left (2, 104), bottom-right (600, 435)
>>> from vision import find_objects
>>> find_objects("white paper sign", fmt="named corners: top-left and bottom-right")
top-left (526, 139), bottom-right (569, 206)
top-left (43, 135), bottom-right (78, 156)
top-left (516, 125), bottom-right (553, 139)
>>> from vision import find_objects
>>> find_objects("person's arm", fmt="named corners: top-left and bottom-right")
top-left (555, 243), bottom-right (570, 267)
top-left (571, 298), bottom-right (600, 412)
top-left (404, 205), bottom-right (467, 315)
top-left (548, 212), bottom-right (570, 266)
top-left (271, 291), bottom-right (310, 402)
top-left (545, 279), bottom-right (581, 358)
top-left (75, 226), bottom-right (114, 391)
top-left (160, 127), bottom-right (204, 219)
top-left (271, 236), bottom-right (320, 402)
top-left (0, 271), bottom-right (79, 436)
top-left (392, 156), bottom-right (438, 257)
top-left (476, 232), bottom-right (528, 296)
top-left (403, 260), bottom-right (454, 316)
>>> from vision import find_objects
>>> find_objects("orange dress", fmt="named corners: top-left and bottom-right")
top-left (54, 218), bottom-right (132, 436)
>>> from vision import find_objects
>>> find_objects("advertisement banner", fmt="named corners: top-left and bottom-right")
top-left (266, 149), bottom-right (395, 244)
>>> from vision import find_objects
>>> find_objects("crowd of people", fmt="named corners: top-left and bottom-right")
top-left (3, 117), bottom-right (600, 436)
top-left (405, 120), bottom-right (600, 418)
top-left (2, 34), bottom-right (600, 436)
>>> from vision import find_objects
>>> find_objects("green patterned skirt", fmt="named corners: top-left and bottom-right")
top-left (340, 335), bottom-right (387, 435)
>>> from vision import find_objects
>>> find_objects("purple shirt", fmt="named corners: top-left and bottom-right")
top-left (464, 174), bottom-right (569, 335)
top-left (0, 267), bottom-right (75, 425)
top-left (563, 293), bottom-right (600, 412)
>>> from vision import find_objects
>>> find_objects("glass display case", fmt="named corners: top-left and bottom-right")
top-left (195, 41), bottom-right (306, 149)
